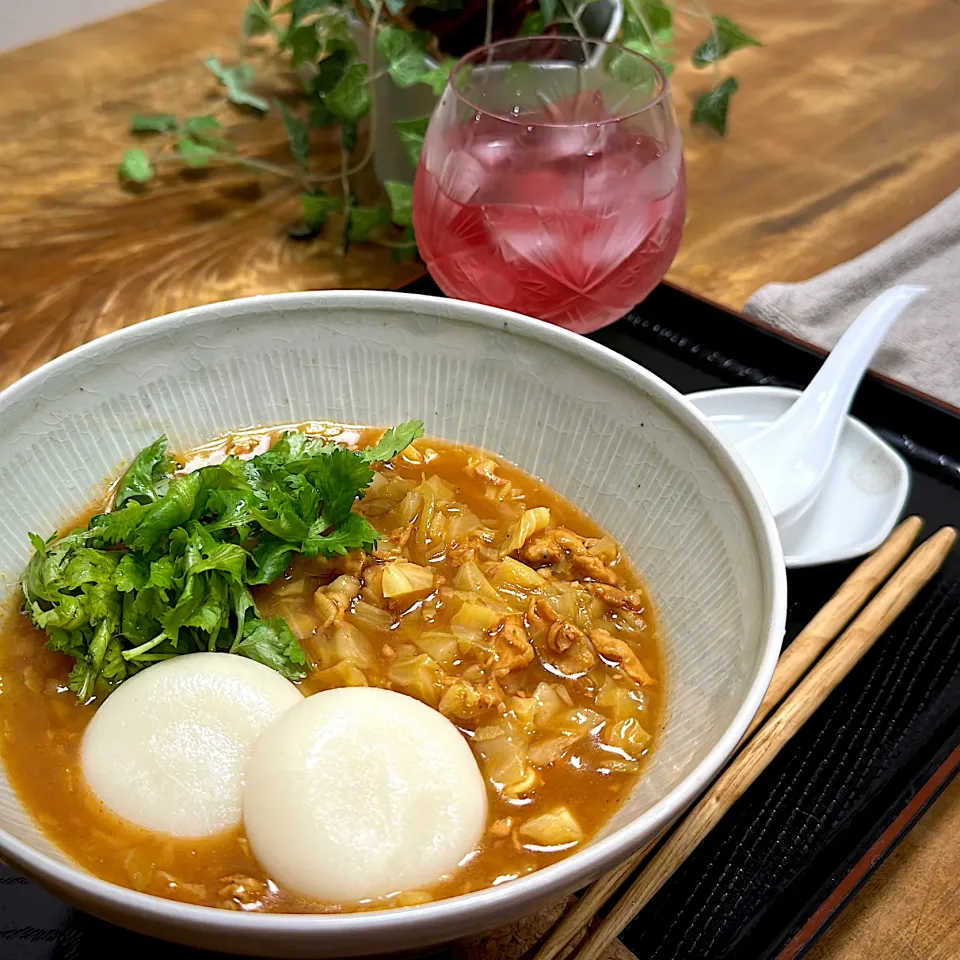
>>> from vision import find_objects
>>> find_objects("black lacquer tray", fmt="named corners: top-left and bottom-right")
top-left (1, 280), bottom-right (957, 960)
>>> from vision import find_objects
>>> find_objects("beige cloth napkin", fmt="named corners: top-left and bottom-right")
top-left (744, 188), bottom-right (960, 409)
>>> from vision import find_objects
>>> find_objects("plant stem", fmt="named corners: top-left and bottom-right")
top-left (122, 633), bottom-right (167, 660)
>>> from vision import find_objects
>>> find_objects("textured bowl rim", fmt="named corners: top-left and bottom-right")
top-left (0, 291), bottom-right (786, 947)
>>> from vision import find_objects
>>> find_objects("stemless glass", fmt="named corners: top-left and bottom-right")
top-left (413, 36), bottom-right (686, 334)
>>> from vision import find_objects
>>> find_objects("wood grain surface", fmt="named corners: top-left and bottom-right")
top-left (804, 776), bottom-right (960, 960)
top-left (668, 0), bottom-right (960, 305)
top-left (0, 2), bottom-right (957, 958)
top-left (0, 0), bottom-right (423, 392)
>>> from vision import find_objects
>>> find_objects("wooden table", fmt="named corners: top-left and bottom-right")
top-left (0, 1), bottom-right (958, 958)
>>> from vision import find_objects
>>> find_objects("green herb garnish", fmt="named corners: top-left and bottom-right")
top-left (20, 420), bottom-right (424, 702)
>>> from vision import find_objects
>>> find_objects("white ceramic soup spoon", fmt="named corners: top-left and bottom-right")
top-left (735, 284), bottom-right (928, 530)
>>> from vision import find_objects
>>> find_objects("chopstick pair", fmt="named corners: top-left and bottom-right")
top-left (534, 516), bottom-right (956, 960)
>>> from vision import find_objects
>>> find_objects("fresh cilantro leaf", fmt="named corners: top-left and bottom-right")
top-left (236, 616), bottom-right (309, 680)
top-left (692, 17), bottom-right (760, 69)
top-left (131, 113), bottom-right (177, 133)
top-left (384, 180), bottom-right (413, 227)
top-left (277, 101), bottom-right (310, 168)
top-left (21, 422), bottom-right (420, 697)
top-left (203, 56), bottom-right (270, 112)
top-left (242, 0), bottom-right (273, 38)
top-left (115, 436), bottom-right (178, 508)
top-left (114, 554), bottom-right (150, 593)
top-left (325, 62), bottom-right (371, 122)
top-left (691, 76), bottom-right (739, 135)
top-left (302, 511), bottom-right (379, 558)
top-left (118, 148), bottom-right (155, 184)
top-left (308, 446), bottom-right (375, 525)
top-left (87, 502), bottom-right (145, 547)
top-left (377, 26), bottom-right (429, 89)
top-left (301, 190), bottom-right (343, 228)
top-left (127, 470), bottom-right (203, 552)
top-left (347, 204), bottom-right (387, 242)
top-left (392, 115), bottom-right (430, 168)
top-left (362, 419), bottom-right (424, 462)
top-left (248, 536), bottom-right (299, 585)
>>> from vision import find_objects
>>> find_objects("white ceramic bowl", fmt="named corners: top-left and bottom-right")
top-left (0, 292), bottom-right (785, 957)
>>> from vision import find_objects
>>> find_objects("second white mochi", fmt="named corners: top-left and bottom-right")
top-left (243, 687), bottom-right (488, 902)
top-left (82, 653), bottom-right (302, 837)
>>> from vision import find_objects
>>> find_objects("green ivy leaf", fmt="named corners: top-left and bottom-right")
top-left (180, 115), bottom-right (235, 151)
top-left (692, 16), bottom-right (760, 68)
top-left (291, 0), bottom-right (331, 26)
top-left (385, 180), bottom-right (413, 227)
top-left (606, 47), bottom-right (659, 88)
top-left (309, 98), bottom-right (337, 128)
top-left (131, 113), bottom-right (177, 133)
top-left (176, 139), bottom-right (217, 166)
top-left (283, 23), bottom-right (321, 67)
top-left (277, 101), bottom-right (310, 168)
top-left (539, 0), bottom-right (557, 21)
top-left (621, 1), bottom-right (675, 67)
top-left (312, 48), bottom-right (350, 94)
top-left (420, 58), bottom-right (454, 95)
top-left (691, 76), bottom-right (738, 135)
top-left (626, 0), bottom-right (673, 40)
top-left (347, 204), bottom-right (387, 242)
top-left (325, 62), bottom-right (371, 122)
top-left (518, 11), bottom-right (545, 36)
top-left (118, 148), bottom-right (155, 183)
top-left (392, 115), bottom-right (430, 168)
top-left (203, 57), bottom-right (270, 112)
top-left (301, 190), bottom-right (343, 229)
top-left (377, 26), bottom-right (430, 89)
top-left (242, 0), bottom-right (273, 38)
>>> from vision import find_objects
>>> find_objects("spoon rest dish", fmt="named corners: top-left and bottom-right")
top-left (687, 386), bottom-right (910, 568)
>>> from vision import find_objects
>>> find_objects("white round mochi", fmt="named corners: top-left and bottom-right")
top-left (82, 653), bottom-right (302, 838)
top-left (243, 687), bottom-right (488, 902)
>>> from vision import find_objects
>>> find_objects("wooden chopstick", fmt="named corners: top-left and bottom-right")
top-left (532, 515), bottom-right (924, 960)
top-left (575, 525), bottom-right (957, 960)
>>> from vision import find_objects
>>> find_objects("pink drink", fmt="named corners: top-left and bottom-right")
top-left (414, 94), bottom-right (686, 333)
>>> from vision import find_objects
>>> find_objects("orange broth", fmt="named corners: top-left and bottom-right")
top-left (0, 424), bottom-right (664, 912)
